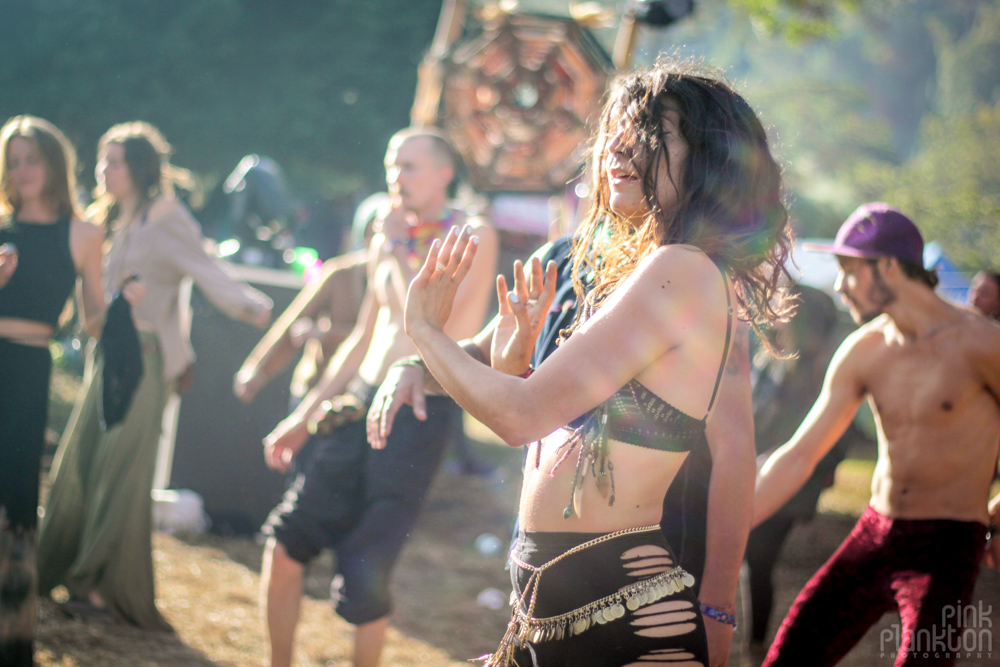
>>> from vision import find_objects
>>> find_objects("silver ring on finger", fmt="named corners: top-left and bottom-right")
top-left (436, 262), bottom-right (447, 272)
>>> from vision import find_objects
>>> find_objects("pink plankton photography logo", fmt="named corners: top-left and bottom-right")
top-left (880, 602), bottom-right (993, 661)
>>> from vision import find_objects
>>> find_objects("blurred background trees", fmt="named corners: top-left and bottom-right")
top-left (1, 0), bottom-right (997, 269)
top-left (0, 0), bottom-right (442, 195)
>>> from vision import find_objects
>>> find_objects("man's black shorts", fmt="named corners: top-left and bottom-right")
top-left (262, 392), bottom-right (459, 624)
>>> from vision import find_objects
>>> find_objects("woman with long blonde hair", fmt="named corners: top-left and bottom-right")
top-left (401, 60), bottom-right (791, 666)
top-left (37, 121), bottom-right (272, 631)
top-left (0, 115), bottom-right (105, 665)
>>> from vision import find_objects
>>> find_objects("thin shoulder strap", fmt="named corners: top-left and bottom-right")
top-left (704, 268), bottom-right (733, 418)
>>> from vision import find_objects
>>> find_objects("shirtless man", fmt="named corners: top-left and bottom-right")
top-left (232, 194), bottom-right (383, 406)
top-left (754, 203), bottom-right (1000, 667)
top-left (257, 128), bottom-right (497, 667)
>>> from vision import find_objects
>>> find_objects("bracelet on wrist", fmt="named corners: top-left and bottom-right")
top-left (395, 357), bottom-right (426, 373)
top-left (699, 602), bottom-right (738, 628)
top-left (988, 523), bottom-right (997, 542)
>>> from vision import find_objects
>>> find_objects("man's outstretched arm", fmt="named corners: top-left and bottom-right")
top-left (234, 252), bottom-right (364, 402)
top-left (263, 267), bottom-right (380, 472)
top-left (753, 332), bottom-right (867, 526)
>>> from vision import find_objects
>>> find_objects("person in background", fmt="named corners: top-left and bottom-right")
top-left (233, 192), bottom-right (385, 407)
top-left (37, 121), bottom-right (272, 631)
top-left (0, 115), bottom-right (105, 667)
top-left (755, 203), bottom-right (1000, 667)
top-left (257, 128), bottom-right (497, 667)
top-left (968, 269), bottom-right (1000, 321)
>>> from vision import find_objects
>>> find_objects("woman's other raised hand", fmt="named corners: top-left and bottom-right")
top-left (491, 256), bottom-right (558, 376)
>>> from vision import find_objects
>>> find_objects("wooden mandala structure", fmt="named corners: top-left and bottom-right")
top-left (435, 13), bottom-right (612, 193)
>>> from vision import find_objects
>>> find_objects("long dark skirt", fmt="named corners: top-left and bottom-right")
top-left (37, 334), bottom-right (173, 632)
top-left (0, 338), bottom-right (52, 666)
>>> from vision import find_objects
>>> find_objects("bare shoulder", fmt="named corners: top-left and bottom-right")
top-left (636, 244), bottom-right (725, 296)
top-left (958, 306), bottom-right (1000, 360)
top-left (147, 195), bottom-right (185, 222)
top-left (958, 305), bottom-right (1000, 336)
top-left (828, 315), bottom-right (888, 376)
top-left (69, 217), bottom-right (103, 271)
top-left (466, 213), bottom-right (498, 243)
top-left (70, 216), bottom-right (102, 242)
top-left (610, 246), bottom-right (728, 334)
top-left (841, 314), bottom-right (888, 352)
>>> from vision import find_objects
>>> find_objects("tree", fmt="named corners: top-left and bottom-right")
top-left (852, 102), bottom-right (1000, 270)
top-left (0, 0), bottom-right (442, 195)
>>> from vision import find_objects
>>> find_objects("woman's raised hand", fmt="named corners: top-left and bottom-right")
top-left (491, 257), bottom-right (558, 376)
top-left (404, 224), bottom-right (478, 338)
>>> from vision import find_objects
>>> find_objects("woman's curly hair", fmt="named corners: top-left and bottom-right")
top-left (571, 58), bottom-right (794, 343)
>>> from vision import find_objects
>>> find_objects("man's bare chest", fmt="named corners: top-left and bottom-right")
top-left (863, 343), bottom-right (981, 426)
top-left (371, 255), bottom-right (418, 306)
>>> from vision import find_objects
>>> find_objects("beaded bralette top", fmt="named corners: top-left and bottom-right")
top-left (544, 268), bottom-right (733, 519)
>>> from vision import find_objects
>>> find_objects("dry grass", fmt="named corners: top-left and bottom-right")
top-left (34, 389), bottom-right (1000, 666)
top-left (36, 427), bottom-right (522, 667)
top-left (816, 458), bottom-right (877, 516)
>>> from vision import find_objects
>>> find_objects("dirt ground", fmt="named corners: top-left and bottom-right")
top-left (34, 423), bottom-right (1000, 666)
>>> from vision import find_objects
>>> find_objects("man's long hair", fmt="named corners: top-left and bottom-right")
top-left (571, 58), bottom-right (793, 339)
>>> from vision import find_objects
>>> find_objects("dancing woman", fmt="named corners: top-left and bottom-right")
top-left (37, 122), bottom-right (272, 630)
top-left (0, 115), bottom-right (105, 665)
top-left (402, 61), bottom-right (791, 666)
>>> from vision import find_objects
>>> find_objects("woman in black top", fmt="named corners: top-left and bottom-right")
top-left (0, 116), bottom-right (110, 665)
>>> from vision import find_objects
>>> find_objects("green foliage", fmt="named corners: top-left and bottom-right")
top-left (726, 0), bottom-right (857, 41)
top-left (853, 102), bottom-right (1000, 270)
top-left (3, 0), bottom-right (999, 274)
top-left (930, 0), bottom-right (1000, 118)
top-left (845, 1), bottom-right (1000, 271)
top-left (0, 0), bottom-right (443, 196)
top-left (648, 0), bottom-right (1000, 258)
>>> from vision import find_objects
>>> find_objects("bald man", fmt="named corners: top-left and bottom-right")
top-left (257, 128), bottom-right (498, 667)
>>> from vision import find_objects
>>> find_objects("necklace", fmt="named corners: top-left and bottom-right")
top-left (407, 206), bottom-right (458, 257)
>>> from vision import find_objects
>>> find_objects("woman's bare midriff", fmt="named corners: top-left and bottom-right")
top-left (518, 426), bottom-right (689, 533)
top-left (0, 317), bottom-right (52, 347)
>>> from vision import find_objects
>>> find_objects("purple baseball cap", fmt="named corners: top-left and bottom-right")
top-left (803, 203), bottom-right (924, 266)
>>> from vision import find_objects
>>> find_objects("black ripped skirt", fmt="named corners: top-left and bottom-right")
top-left (485, 525), bottom-right (709, 667)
